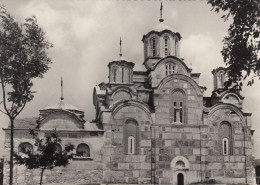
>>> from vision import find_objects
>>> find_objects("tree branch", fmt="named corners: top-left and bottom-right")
top-left (0, 73), bottom-right (11, 118)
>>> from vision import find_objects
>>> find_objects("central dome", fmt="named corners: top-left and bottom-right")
top-left (152, 21), bottom-right (174, 33)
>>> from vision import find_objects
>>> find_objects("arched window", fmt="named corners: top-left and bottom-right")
top-left (222, 138), bottom-right (229, 155)
top-left (165, 63), bottom-right (175, 76)
top-left (128, 136), bottom-right (135, 154)
top-left (219, 122), bottom-right (232, 155)
top-left (151, 38), bottom-right (157, 57)
top-left (124, 119), bottom-right (139, 154)
top-left (219, 71), bottom-right (225, 88)
top-left (54, 143), bottom-right (62, 153)
top-left (18, 142), bottom-right (33, 154)
top-left (171, 91), bottom-right (185, 123)
top-left (122, 67), bottom-right (124, 83)
top-left (113, 67), bottom-right (117, 82)
top-left (76, 143), bottom-right (90, 157)
top-left (164, 37), bottom-right (170, 56)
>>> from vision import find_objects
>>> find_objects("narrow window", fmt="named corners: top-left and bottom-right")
top-left (174, 102), bottom-right (177, 122)
top-left (219, 122), bottom-right (232, 155)
top-left (128, 136), bottom-right (135, 154)
top-left (113, 68), bottom-right (117, 82)
top-left (171, 91), bottom-right (185, 124)
top-left (164, 37), bottom-right (169, 56)
top-left (122, 68), bottom-right (124, 83)
top-left (175, 39), bottom-right (178, 56)
top-left (152, 38), bottom-right (156, 57)
top-left (165, 63), bottom-right (175, 76)
top-left (223, 138), bottom-right (229, 155)
top-left (180, 102), bottom-right (183, 123)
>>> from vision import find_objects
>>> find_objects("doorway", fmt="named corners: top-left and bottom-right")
top-left (177, 173), bottom-right (184, 185)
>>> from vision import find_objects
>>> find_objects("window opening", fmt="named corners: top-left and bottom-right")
top-left (180, 102), bottom-right (183, 123)
top-left (122, 68), bottom-right (124, 83)
top-left (152, 38), bottom-right (156, 57)
top-left (76, 143), bottom-right (90, 157)
top-left (223, 138), bottom-right (228, 155)
top-left (174, 102), bottom-right (177, 122)
top-left (165, 63), bottom-right (175, 76)
top-left (18, 142), bottom-right (33, 154)
top-left (164, 37), bottom-right (169, 56)
top-left (175, 39), bottom-right (178, 56)
top-left (113, 68), bottom-right (117, 82)
top-left (128, 136), bottom-right (135, 154)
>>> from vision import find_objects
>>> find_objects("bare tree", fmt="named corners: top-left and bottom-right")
top-left (0, 6), bottom-right (52, 184)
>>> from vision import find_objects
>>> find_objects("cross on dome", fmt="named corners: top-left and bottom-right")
top-left (159, 1), bottom-right (164, 22)
top-left (119, 37), bottom-right (122, 57)
top-left (61, 76), bottom-right (64, 100)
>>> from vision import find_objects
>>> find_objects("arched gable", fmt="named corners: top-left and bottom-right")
top-left (208, 103), bottom-right (246, 126)
top-left (151, 56), bottom-right (191, 73)
top-left (221, 92), bottom-right (243, 105)
top-left (157, 74), bottom-right (203, 96)
top-left (110, 99), bottom-right (153, 123)
top-left (111, 86), bottom-right (137, 97)
top-left (40, 110), bottom-right (85, 130)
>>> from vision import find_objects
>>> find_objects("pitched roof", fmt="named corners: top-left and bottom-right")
top-left (42, 100), bottom-right (80, 111)
top-left (9, 117), bottom-right (38, 129)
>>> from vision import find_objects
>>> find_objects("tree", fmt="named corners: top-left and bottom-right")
top-left (207, 0), bottom-right (260, 88)
top-left (14, 130), bottom-right (75, 185)
top-left (0, 6), bottom-right (52, 185)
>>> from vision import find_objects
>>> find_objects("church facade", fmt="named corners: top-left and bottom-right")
top-left (3, 7), bottom-right (256, 185)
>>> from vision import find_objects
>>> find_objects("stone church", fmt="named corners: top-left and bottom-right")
top-left (3, 4), bottom-right (256, 185)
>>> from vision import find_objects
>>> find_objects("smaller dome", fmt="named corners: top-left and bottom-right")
top-left (42, 100), bottom-right (80, 111)
top-left (152, 21), bottom-right (174, 32)
top-left (114, 56), bottom-right (130, 62)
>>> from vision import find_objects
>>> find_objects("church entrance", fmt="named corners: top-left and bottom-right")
top-left (177, 173), bottom-right (184, 185)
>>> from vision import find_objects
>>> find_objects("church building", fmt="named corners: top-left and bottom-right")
top-left (3, 4), bottom-right (256, 185)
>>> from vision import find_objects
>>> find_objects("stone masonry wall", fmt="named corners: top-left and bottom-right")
top-left (3, 130), bottom-right (104, 185)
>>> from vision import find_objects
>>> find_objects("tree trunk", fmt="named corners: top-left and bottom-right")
top-left (40, 168), bottom-right (45, 185)
top-left (9, 118), bottom-right (14, 185)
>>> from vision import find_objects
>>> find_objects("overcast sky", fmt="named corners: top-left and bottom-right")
top-left (0, 0), bottom-right (260, 158)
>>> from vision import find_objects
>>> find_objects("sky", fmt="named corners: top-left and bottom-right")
top-left (0, 0), bottom-right (260, 158)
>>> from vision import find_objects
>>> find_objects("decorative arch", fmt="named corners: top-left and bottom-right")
top-left (171, 156), bottom-right (190, 170)
top-left (111, 86), bottom-right (137, 97)
top-left (221, 92), bottom-right (243, 105)
top-left (157, 74), bottom-right (203, 96)
top-left (110, 99), bottom-right (153, 122)
top-left (152, 56), bottom-right (191, 73)
top-left (39, 110), bottom-right (85, 129)
top-left (208, 103), bottom-right (246, 125)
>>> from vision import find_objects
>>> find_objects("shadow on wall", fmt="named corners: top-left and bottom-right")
top-left (256, 159), bottom-right (260, 185)
top-left (0, 158), bottom-right (3, 185)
